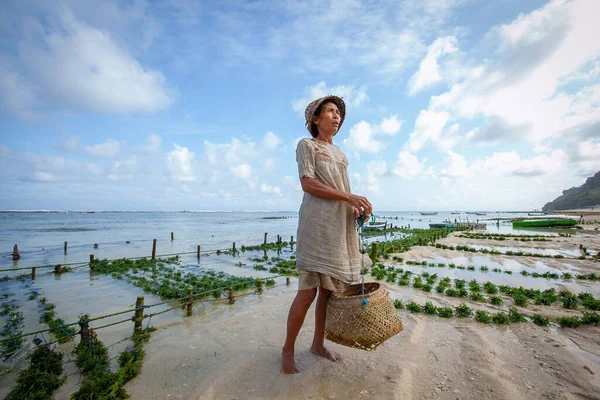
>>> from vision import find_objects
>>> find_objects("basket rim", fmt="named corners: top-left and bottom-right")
top-left (332, 282), bottom-right (381, 299)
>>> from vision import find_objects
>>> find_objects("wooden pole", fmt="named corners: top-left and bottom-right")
top-left (89, 254), bottom-right (95, 271)
top-left (286, 277), bottom-right (290, 286)
top-left (54, 264), bottom-right (63, 274)
top-left (291, 236), bottom-right (294, 244)
top-left (134, 296), bottom-right (144, 334)
top-left (277, 235), bottom-right (280, 244)
top-left (31, 267), bottom-right (36, 280)
top-left (64, 241), bottom-right (68, 255)
top-left (186, 289), bottom-right (193, 317)
top-left (197, 245), bottom-right (201, 259)
top-left (228, 287), bottom-right (235, 304)
top-left (152, 239), bottom-right (157, 260)
top-left (79, 315), bottom-right (90, 345)
top-left (232, 242), bottom-right (236, 252)
top-left (171, 232), bottom-right (174, 241)
top-left (12, 244), bottom-right (20, 260)
top-left (256, 279), bottom-right (263, 294)
top-left (264, 232), bottom-right (268, 244)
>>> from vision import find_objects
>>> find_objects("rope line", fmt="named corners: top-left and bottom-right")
top-left (91, 317), bottom-right (133, 331)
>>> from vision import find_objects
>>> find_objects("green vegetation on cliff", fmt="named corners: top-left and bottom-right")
top-left (542, 170), bottom-right (600, 211)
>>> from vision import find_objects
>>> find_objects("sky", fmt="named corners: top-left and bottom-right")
top-left (0, 0), bottom-right (599, 212)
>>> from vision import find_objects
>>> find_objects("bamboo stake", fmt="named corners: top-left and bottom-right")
top-left (264, 232), bottom-right (268, 244)
top-left (152, 239), bottom-right (157, 260)
top-left (31, 267), bottom-right (36, 280)
top-left (64, 241), bottom-right (68, 255)
top-left (90, 254), bottom-right (95, 271)
top-left (134, 296), bottom-right (144, 334)
top-left (79, 315), bottom-right (90, 345)
top-left (187, 289), bottom-right (193, 317)
top-left (228, 287), bottom-right (235, 304)
top-left (12, 244), bottom-right (20, 260)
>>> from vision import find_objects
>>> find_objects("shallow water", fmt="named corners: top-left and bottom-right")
top-left (1, 210), bottom-right (574, 270)
top-left (463, 243), bottom-right (581, 257)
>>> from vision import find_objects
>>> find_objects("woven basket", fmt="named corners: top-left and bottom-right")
top-left (325, 282), bottom-right (403, 351)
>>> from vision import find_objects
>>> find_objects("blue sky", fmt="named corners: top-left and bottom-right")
top-left (0, 0), bottom-right (599, 211)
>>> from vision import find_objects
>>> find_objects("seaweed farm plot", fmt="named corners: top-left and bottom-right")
top-left (0, 242), bottom-right (298, 398)
top-left (458, 244), bottom-right (582, 258)
top-left (369, 263), bottom-right (600, 323)
top-left (387, 260), bottom-right (600, 294)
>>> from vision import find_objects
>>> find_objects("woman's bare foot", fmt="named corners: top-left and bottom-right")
top-left (281, 349), bottom-right (300, 374)
top-left (310, 345), bottom-right (343, 363)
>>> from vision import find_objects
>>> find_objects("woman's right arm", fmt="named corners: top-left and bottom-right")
top-left (301, 177), bottom-right (372, 216)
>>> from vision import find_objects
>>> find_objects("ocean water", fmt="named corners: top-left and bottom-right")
top-left (0, 210), bottom-right (564, 270)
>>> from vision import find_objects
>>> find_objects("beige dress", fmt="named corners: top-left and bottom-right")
top-left (295, 138), bottom-right (372, 292)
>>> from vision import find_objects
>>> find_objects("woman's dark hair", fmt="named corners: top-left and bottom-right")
top-left (309, 101), bottom-right (334, 138)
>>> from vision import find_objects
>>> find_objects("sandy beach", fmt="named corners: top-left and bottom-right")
top-left (125, 215), bottom-right (600, 400)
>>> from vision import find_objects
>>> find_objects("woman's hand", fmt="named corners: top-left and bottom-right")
top-left (347, 194), bottom-right (372, 219)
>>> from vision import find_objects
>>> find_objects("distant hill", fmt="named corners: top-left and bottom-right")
top-left (542, 170), bottom-right (600, 211)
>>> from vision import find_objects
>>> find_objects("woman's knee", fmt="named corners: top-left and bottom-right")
top-left (295, 288), bottom-right (317, 305)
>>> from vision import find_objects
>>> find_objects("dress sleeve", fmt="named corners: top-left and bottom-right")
top-left (296, 139), bottom-right (316, 179)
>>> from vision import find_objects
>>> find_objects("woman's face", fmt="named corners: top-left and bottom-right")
top-left (313, 102), bottom-right (341, 137)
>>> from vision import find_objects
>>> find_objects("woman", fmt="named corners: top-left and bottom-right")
top-left (282, 95), bottom-right (373, 374)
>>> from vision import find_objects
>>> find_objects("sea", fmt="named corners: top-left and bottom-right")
top-left (0, 210), bottom-right (565, 270)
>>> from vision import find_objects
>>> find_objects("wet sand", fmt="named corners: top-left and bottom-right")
top-left (127, 284), bottom-right (600, 400)
top-left (127, 227), bottom-right (600, 400)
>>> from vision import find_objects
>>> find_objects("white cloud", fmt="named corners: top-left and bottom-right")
top-left (2, 7), bottom-right (176, 118)
top-left (292, 81), bottom-right (369, 116)
top-left (141, 134), bottom-right (162, 153)
top-left (343, 121), bottom-right (384, 154)
top-left (0, 145), bottom-right (13, 159)
top-left (392, 151), bottom-right (424, 179)
top-left (440, 151), bottom-right (470, 179)
top-left (408, 36), bottom-right (458, 95)
top-left (166, 144), bottom-right (196, 182)
top-left (405, 109), bottom-right (450, 152)
top-left (283, 175), bottom-right (296, 185)
top-left (261, 131), bottom-right (281, 150)
top-left (85, 139), bottom-right (121, 158)
top-left (230, 163), bottom-right (252, 179)
top-left (260, 183), bottom-right (281, 195)
top-left (0, 59), bottom-right (38, 120)
top-left (344, 114), bottom-right (404, 154)
top-left (62, 136), bottom-right (81, 151)
top-left (423, 0), bottom-right (600, 149)
top-left (17, 153), bottom-right (102, 183)
top-left (379, 115), bottom-right (403, 135)
top-left (33, 171), bottom-right (59, 182)
top-left (262, 158), bottom-right (277, 170)
top-left (365, 160), bottom-right (387, 195)
top-left (473, 150), bottom-right (568, 177)
top-left (204, 138), bottom-right (256, 166)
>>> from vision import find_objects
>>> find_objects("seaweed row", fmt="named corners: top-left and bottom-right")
top-left (394, 300), bottom-right (599, 328)
top-left (402, 259), bottom-right (599, 281)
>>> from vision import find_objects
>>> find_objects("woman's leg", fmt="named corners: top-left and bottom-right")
top-left (282, 288), bottom-right (317, 374)
top-left (310, 287), bottom-right (342, 362)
